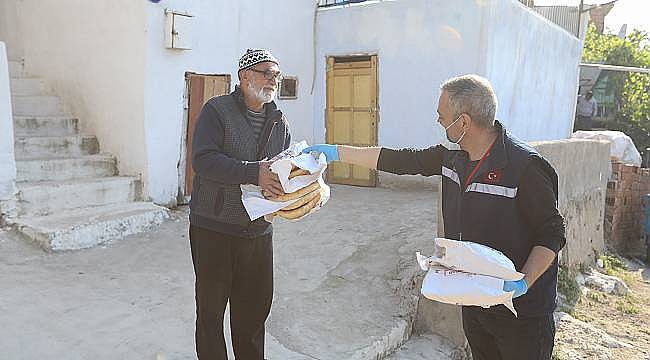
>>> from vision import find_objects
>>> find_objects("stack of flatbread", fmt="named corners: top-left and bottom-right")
top-left (263, 166), bottom-right (324, 220)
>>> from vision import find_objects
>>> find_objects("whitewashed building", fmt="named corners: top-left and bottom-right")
top-left (0, 0), bottom-right (583, 247)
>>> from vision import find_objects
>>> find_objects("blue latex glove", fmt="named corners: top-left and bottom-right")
top-left (503, 279), bottom-right (528, 298)
top-left (302, 144), bottom-right (339, 163)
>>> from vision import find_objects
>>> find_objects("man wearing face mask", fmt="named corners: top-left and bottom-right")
top-left (304, 74), bottom-right (565, 360)
top-left (188, 49), bottom-right (290, 360)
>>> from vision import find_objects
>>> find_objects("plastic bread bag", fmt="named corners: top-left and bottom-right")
top-left (427, 238), bottom-right (525, 281)
top-left (419, 264), bottom-right (519, 317)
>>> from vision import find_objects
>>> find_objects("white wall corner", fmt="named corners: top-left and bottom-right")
top-left (0, 42), bottom-right (18, 223)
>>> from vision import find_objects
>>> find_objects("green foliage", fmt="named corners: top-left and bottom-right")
top-left (616, 295), bottom-right (640, 314)
top-left (582, 24), bottom-right (650, 154)
top-left (586, 290), bottom-right (608, 304)
top-left (599, 253), bottom-right (637, 286)
top-left (557, 266), bottom-right (580, 309)
top-left (599, 254), bottom-right (627, 275)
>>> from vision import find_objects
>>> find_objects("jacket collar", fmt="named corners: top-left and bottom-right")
top-left (459, 120), bottom-right (509, 186)
top-left (483, 120), bottom-right (509, 172)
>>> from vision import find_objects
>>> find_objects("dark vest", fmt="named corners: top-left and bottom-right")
top-left (190, 88), bottom-right (289, 236)
top-left (440, 122), bottom-right (559, 317)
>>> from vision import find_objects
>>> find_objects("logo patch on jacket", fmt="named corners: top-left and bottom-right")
top-left (484, 169), bottom-right (502, 183)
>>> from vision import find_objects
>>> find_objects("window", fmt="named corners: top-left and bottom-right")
top-left (279, 76), bottom-right (298, 99)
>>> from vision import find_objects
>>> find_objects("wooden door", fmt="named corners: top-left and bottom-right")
top-left (185, 73), bottom-right (231, 195)
top-left (326, 55), bottom-right (379, 186)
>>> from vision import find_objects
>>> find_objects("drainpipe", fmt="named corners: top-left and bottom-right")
top-left (0, 42), bottom-right (17, 224)
top-left (577, 0), bottom-right (584, 38)
top-left (310, 0), bottom-right (318, 95)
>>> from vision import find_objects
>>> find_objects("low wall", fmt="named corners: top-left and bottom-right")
top-left (605, 162), bottom-right (650, 256)
top-left (0, 42), bottom-right (17, 223)
top-left (532, 139), bottom-right (611, 266)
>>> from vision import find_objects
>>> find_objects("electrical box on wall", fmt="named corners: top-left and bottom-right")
top-left (164, 10), bottom-right (193, 50)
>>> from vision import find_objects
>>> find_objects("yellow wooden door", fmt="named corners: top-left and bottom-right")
top-left (185, 73), bottom-right (231, 195)
top-left (326, 55), bottom-right (379, 187)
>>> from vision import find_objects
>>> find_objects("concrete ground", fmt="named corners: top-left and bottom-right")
top-left (0, 184), bottom-right (454, 359)
top-left (387, 334), bottom-right (462, 360)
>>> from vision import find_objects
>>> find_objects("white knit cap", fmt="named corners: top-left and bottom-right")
top-left (238, 49), bottom-right (279, 71)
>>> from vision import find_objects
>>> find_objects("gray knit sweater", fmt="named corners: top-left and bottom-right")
top-left (189, 86), bottom-right (291, 237)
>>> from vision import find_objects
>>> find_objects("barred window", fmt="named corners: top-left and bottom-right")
top-left (279, 77), bottom-right (298, 100)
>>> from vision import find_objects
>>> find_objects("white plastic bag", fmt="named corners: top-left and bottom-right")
top-left (420, 265), bottom-right (518, 316)
top-left (415, 238), bottom-right (524, 316)
top-left (241, 141), bottom-right (330, 221)
top-left (427, 238), bottom-right (524, 281)
top-left (572, 130), bottom-right (641, 166)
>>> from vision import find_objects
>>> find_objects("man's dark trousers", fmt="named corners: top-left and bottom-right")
top-left (189, 225), bottom-right (273, 360)
top-left (462, 306), bottom-right (556, 360)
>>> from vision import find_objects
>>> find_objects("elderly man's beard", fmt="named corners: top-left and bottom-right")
top-left (247, 82), bottom-right (276, 103)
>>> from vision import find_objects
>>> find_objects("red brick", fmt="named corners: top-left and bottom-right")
top-left (622, 164), bottom-right (640, 174)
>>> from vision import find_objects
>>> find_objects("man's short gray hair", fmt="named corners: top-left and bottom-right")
top-left (441, 74), bottom-right (498, 129)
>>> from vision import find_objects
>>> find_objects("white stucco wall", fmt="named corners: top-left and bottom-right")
top-left (0, 0), bottom-right (582, 206)
top-left (482, 0), bottom-right (581, 141)
top-left (0, 0), bottom-right (317, 206)
top-left (315, 0), bottom-right (485, 149)
top-left (0, 2), bottom-right (22, 60)
top-left (313, 0), bottom-right (581, 148)
top-left (0, 0), bottom-right (148, 190)
top-left (142, 0), bottom-right (582, 203)
top-left (0, 42), bottom-right (17, 220)
top-left (143, 0), bottom-right (316, 204)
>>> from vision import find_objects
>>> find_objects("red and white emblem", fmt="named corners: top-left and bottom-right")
top-left (484, 169), bottom-right (502, 183)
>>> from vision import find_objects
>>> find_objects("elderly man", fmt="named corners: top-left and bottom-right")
top-left (189, 49), bottom-right (290, 359)
top-left (305, 74), bottom-right (566, 360)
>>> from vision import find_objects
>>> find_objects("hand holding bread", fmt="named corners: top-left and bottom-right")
top-left (258, 161), bottom-right (284, 198)
top-left (262, 166), bottom-right (324, 220)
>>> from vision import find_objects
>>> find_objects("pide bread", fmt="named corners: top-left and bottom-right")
top-left (288, 168), bottom-right (310, 179)
top-left (261, 166), bottom-right (311, 199)
top-left (280, 188), bottom-right (320, 211)
top-left (257, 161), bottom-right (326, 221)
top-left (264, 181), bottom-right (321, 202)
top-left (275, 191), bottom-right (322, 220)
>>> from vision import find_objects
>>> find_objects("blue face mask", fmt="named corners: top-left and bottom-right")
top-left (443, 113), bottom-right (466, 144)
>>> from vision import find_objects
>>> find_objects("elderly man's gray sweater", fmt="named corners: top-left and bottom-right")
top-left (189, 86), bottom-right (291, 238)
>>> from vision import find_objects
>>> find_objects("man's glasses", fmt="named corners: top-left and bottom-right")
top-left (248, 68), bottom-right (282, 81)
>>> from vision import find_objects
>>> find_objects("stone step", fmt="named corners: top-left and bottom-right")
top-left (8, 60), bottom-right (24, 78)
top-left (16, 176), bottom-right (141, 216)
top-left (14, 134), bottom-right (99, 159)
top-left (13, 202), bottom-right (169, 251)
top-left (11, 95), bottom-right (64, 116)
top-left (13, 116), bottom-right (80, 137)
top-left (10, 78), bottom-right (49, 96)
top-left (16, 155), bottom-right (117, 182)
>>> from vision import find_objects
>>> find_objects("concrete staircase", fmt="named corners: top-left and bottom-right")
top-left (8, 60), bottom-right (168, 251)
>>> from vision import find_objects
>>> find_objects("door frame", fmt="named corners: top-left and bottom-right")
top-left (177, 72), bottom-right (231, 204)
top-left (325, 53), bottom-right (380, 187)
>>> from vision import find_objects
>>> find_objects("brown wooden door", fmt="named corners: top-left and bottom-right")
top-left (185, 73), bottom-right (231, 195)
top-left (326, 55), bottom-right (379, 186)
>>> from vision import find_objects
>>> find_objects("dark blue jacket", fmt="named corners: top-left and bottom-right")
top-left (378, 121), bottom-right (566, 318)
